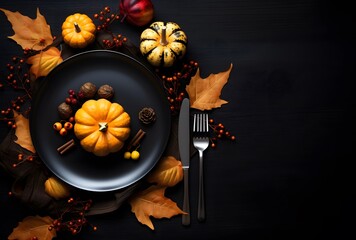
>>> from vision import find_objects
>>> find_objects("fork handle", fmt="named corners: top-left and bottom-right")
top-left (182, 167), bottom-right (190, 226)
top-left (198, 150), bottom-right (205, 222)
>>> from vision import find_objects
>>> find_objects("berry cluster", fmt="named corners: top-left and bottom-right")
top-left (209, 118), bottom-right (236, 148)
top-left (156, 60), bottom-right (198, 114)
top-left (124, 149), bottom-right (140, 160)
top-left (12, 153), bottom-right (37, 168)
top-left (65, 89), bottom-right (81, 106)
top-left (49, 198), bottom-right (96, 235)
top-left (102, 34), bottom-right (127, 50)
top-left (0, 56), bottom-right (32, 128)
top-left (57, 88), bottom-right (85, 121)
top-left (93, 6), bottom-right (120, 31)
top-left (53, 119), bottom-right (74, 136)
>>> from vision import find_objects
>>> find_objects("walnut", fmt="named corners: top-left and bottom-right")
top-left (97, 84), bottom-right (114, 99)
top-left (57, 102), bottom-right (73, 119)
top-left (79, 82), bottom-right (97, 99)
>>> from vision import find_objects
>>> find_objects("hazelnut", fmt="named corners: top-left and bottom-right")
top-left (97, 84), bottom-right (114, 99)
top-left (57, 102), bottom-right (73, 119)
top-left (79, 82), bottom-right (97, 99)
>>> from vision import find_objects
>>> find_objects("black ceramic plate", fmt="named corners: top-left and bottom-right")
top-left (30, 50), bottom-right (171, 192)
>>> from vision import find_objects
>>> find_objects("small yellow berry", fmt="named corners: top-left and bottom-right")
top-left (124, 151), bottom-right (131, 159)
top-left (131, 150), bottom-right (140, 160)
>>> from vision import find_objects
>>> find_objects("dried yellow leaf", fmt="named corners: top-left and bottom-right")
top-left (8, 215), bottom-right (56, 240)
top-left (13, 110), bottom-right (36, 153)
top-left (0, 8), bottom-right (53, 50)
top-left (147, 156), bottom-right (183, 187)
top-left (129, 186), bottom-right (186, 230)
top-left (27, 47), bottom-right (63, 78)
top-left (186, 64), bottom-right (233, 111)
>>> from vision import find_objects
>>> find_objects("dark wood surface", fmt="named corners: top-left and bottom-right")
top-left (1, 0), bottom-right (355, 239)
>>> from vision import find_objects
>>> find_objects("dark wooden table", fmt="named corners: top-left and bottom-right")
top-left (1, 0), bottom-right (355, 239)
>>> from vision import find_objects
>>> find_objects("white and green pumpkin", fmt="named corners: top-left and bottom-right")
top-left (140, 21), bottom-right (188, 67)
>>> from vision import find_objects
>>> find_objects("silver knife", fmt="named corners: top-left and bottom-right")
top-left (178, 98), bottom-right (190, 226)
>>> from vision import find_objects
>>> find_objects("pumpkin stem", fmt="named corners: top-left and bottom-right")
top-left (74, 22), bottom-right (81, 33)
top-left (98, 122), bottom-right (108, 132)
top-left (160, 26), bottom-right (168, 46)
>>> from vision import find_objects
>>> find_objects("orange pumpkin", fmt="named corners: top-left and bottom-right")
top-left (74, 99), bottom-right (131, 156)
top-left (62, 13), bottom-right (96, 48)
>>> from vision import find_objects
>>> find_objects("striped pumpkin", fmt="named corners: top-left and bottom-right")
top-left (140, 21), bottom-right (187, 67)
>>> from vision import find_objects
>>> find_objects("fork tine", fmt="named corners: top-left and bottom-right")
top-left (203, 114), bottom-right (207, 132)
top-left (196, 114), bottom-right (199, 132)
top-left (200, 114), bottom-right (203, 132)
top-left (205, 114), bottom-right (209, 132)
top-left (193, 114), bottom-right (197, 132)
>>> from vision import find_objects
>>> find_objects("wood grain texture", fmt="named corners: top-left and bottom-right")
top-left (1, 0), bottom-right (355, 239)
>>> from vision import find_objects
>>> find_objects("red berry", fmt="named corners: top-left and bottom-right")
top-left (71, 98), bottom-right (78, 105)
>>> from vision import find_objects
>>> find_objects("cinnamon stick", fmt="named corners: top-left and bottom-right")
top-left (57, 139), bottom-right (75, 155)
top-left (127, 129), bottom-right (146, 151)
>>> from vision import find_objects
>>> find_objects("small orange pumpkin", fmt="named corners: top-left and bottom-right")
top-left (62, 13), bottom-right (96, 48)
top-left (74, 99), bottom-right (131, 156)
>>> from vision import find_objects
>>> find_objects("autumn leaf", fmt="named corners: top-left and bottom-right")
top-left (0, 8), bottom-right (53, 50)
top-left (8, 215), bottom-right (56, 240)
top-left (13, 110), bottom-right (36, 153)
top-left (27, 47), bottom-right (63, 78)
top-left (186, 63), bottom-right (233, 111)
top-left (129, 185), bottom-right (186, 230)
top-left (147, 156), bottom-right (183, 187)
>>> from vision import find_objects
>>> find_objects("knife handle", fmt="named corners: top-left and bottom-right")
top-left (182, 168), bottom-right (190, 226)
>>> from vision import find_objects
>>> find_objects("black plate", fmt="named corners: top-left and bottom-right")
top-left (30, 50), bottom-right (171, 192)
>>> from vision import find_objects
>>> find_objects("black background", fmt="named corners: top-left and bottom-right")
top-left (1, 0), bottom-right (355, 239)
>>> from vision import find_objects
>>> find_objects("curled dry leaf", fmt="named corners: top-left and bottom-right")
top-left (13, 110), bottom-right (36, 153)
top-left (147, 156), bottom-right (183, 187)
top-left (8, 215), bottom-right (56, 240)
top-left (0, 8), bottom-right (53, 50)
top-left (44, 177), bottom-right (70, 200)
top-left (129, 185), bottom-right (186, 230)
top-left (186, 63), bottom-right (233, 111)
top-left (27, 47), bottom-right (63, 78)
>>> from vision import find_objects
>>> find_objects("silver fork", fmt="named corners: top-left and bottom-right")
top-left (193, 113), bottom-right (209, 222)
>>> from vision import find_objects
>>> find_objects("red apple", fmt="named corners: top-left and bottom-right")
top-left (119, 0), bottom-right (154, 27)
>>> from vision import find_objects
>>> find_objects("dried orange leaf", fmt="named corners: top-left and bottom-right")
top-left (186, 63), bottom-right (233, 111)
top-left (129, 186), bottom-right (186, 230)
top-left (13, 110), bottom-right (36, 153)
top-left (8, 215), bottom-right (56, 240)
top-left (147, 156), bottom-right (183, 187)
top-left (0, 8), bottom-right (53, 50)
top-left (27, 47), bottom-right (63, 78)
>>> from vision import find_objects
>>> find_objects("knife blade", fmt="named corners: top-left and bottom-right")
top-left (178, 98), bottom-right (190, 226)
